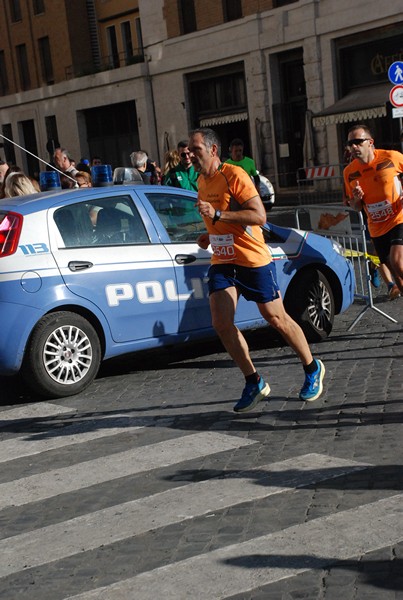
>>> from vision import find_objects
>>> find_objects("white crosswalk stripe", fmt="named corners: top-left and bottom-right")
top-left (0, 413), bottom-right (147, 463)
top-left (0, 401), bottom-right (400, 600)
top-left (0, 402), bottom-right (76, 421)
top-left (0, 431), bottom-right (257, 509)
top-left (65, 494), bottom-right (403, 600)
top-left (0, 453), bottom-right (367, 579)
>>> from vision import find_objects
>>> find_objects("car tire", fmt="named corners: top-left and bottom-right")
top-left (285, 269), bottom-right (334, 342)
top-left (22, 311), bottom-right (101, 398)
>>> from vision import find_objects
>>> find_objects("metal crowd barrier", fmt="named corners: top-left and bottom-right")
top-left (295, 205), bottom-right (397, 330)
top-left (297, 165), bottom-right (344, 205)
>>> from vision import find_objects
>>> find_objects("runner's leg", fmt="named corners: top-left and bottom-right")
top-left (209, 287), bottom-right (256, 376)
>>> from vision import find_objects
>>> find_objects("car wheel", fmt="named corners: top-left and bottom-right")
top-left (285, 269), bottom-right (334, 342)
top-left (22, 311), bottom-right (101, 398)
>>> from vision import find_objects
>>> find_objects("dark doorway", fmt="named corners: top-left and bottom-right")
top-left (272, 50), bottom-right (307, 187)
top-left (83, 101), bottom-right (139, 168)
top-left (212, 121), bottom-right (252, 163)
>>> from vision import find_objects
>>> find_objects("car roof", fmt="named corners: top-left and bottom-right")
top-left (0, 185), bottom-right (198, 215)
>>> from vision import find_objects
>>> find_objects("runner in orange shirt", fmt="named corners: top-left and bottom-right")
top-left (189, 127), bottom-right (325, 412)
top-left (343, 124), bottom-right (403, 295)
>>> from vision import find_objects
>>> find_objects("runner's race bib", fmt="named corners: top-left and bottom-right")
top-left (210, 234), bottom-right (236, 261)
top-left (367, 200), bottom-right (394, 222)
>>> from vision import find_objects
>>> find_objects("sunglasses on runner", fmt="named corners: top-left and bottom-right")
top-left (346, 138), bottom-right (371, 147)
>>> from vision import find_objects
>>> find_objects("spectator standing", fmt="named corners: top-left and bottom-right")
top-left (190, 127), bottom-right (325, 412)
top-left (162, 149), bottom-right (180, 184)
top-left (0, 160), bottom-right (9, 184)
top-left (3, 172), bottom-right (40, 197)
top-left (130, 151), bottom-right (151, 184)
top-left (75, 171), bottom-right (92, 188)
top-left (0, 165), bottom-right (23, 198)
top-left (53, 148), bottom-right (79, 177)
top-left (143, 154), bottom-right (161, 184)
top-left (343, 123), bottom-right (403, 297)
top-left (76, 158), bottom-right (91, 174)
top-left (150, 164), bottom-right (162, 185)
top-left (91, 156), bottom-right (103, 166)
top-left (60, 174), bottom-right (78, 189)
top-left (225, 138), bottom-right (260, 189)
top-left (163, 140), bottom-right (198, 191)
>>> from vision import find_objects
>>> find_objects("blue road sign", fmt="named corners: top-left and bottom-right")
top-left (388, 61), bottom-right (403, 85)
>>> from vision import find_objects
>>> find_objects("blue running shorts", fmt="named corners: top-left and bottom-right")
top-left (208, 262), bottom-right (280, 303)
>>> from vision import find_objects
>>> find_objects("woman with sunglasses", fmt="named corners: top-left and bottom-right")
top-left (343, 123), bottom-right (403, 298)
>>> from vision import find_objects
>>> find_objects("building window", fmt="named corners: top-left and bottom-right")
top-left (106, 26), bottom-right (120, 68)
top-left (273, 0), bottom-right (298, 6)
top-left (38, 36), bottom-right (54, 84)
top-left (0, 51), bottom-right (9, 95)
top-left (179, 0), bottom-right (196, 35)
top-left (223, 0), bottom-right (242, 22)
top-left (121, 21), bottom-right (133, 64)
top-left (16, 44), bottom-right (30, 90)
top-left (10, 0), bottom-right (22, 21)
top-left (191, 71), bottom-right (246, 118)
top-left (32, 0), bottom-right (45, 15)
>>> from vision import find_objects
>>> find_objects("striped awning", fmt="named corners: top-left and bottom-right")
top-left (199, 112), bottom-right (248, 127)
top-left (313, 85), bottom-right (389, 127)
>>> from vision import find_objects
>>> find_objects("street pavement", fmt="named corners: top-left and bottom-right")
top-left (0, 264), bottom-right (402, 598)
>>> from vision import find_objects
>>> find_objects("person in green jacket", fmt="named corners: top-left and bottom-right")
top-left (163, 140), bottom-right (198, 191)
top-left (225, 138), bottom-right (260, 190)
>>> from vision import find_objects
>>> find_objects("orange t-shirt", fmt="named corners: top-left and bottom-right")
top-left (343, 149), bottom-right (403, 237)
top-left (198, 163), bottom-right (271, 267)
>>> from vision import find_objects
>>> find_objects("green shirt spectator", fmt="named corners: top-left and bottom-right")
top-left (225, 155), bottom-right (258, 177)
top-left (163, 140), bottom-right (198, 191)
top-left (163, 163), bottom-right (198, 191)
top-left (225, 138), bottom-right (260, 188)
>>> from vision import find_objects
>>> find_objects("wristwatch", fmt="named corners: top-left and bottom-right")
top-left (212, 209), bottom-right (221, 225)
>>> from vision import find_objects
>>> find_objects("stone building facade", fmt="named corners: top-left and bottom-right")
top-left (0, 0), bottom-right (402, 189)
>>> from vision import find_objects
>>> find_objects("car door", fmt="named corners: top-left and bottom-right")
top-left (139, 189), bottom-right (213, 333)
top-left (140, 189), bottom-right (263, 333)
top-left (49, 192), bottom-right (180, 344)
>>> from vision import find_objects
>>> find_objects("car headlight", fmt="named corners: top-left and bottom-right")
top-left (332, 240), bottom-right (346, 256)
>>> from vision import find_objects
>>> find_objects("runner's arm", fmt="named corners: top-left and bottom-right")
top-left (196, 195), bottom-right (267, 226)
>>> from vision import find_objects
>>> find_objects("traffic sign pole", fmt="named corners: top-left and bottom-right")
top-left (388, 62), bottom-right (403, 152)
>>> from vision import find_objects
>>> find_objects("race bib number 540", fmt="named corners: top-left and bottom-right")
top-left (210, 233), bottom-right (236, 261)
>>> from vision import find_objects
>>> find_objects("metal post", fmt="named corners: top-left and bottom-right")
top-left (295, 206), bottom-right (398, 331)
top-left (347, 212), bottom-right (397, 330)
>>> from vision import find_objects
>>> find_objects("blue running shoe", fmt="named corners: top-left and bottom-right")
top-left (233, 378), bottom-right (271, 413)
top-left (370, 265), bottom-right (381, 288)
top-left (299, 359), bottom-right (325, 402)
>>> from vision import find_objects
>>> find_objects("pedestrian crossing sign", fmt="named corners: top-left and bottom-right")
top-left (388, 61), bottom-right (403, 85)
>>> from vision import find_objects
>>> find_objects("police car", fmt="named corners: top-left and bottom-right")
top-left (257, 172), bottom-right (275, 210)
top-left (0, 185), bottom-right (354, 399)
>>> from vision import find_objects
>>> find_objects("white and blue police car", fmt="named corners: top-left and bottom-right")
top-left (0, 185), bottom-right (354, 398)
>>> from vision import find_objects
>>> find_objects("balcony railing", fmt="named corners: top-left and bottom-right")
top-left (65, 50), bottom-right (144, 80)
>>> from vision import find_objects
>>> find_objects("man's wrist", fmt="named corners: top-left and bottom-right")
top-left (212, 209), bottom-right (221, 225)
top-left (349, 197), bottom-right (363, 210)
